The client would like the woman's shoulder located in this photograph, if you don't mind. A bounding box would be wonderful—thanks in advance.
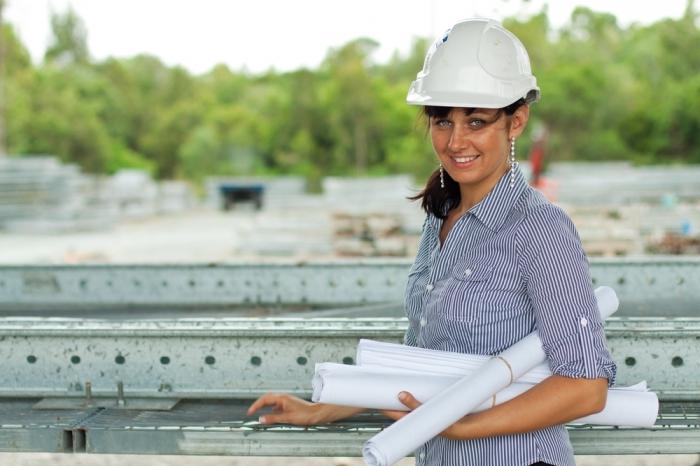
[513,187,579,245]
[515,186,572,223]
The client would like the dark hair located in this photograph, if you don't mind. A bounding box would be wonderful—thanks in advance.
[408,98,527,218]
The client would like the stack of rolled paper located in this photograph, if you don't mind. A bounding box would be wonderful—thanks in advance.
[309,286,659,466]
[313,345,657,424]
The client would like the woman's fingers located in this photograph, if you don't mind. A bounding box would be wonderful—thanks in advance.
[247,393,320,426]
[380,391,423,421]
[247,393,283,416]
[398,391,422,410]
[259,412,287,424]
[259,407,314,426]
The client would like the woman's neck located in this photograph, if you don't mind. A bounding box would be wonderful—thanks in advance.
[454,166,509,214]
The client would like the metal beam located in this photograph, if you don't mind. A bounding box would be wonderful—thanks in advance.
[2,399,698,456]
[0,259,698,316]
[0,399,92,453]
[1,317,698,400]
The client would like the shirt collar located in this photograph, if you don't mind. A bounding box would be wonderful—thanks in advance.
[426,167,527,233]
[469,167,527,232]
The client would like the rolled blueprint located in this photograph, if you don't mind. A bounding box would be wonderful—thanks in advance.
[312,363,658,428]
[362,286,619,466]
[356,339,552,384]
[574,383,658,426]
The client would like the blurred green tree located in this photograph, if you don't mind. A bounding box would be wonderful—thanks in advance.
[2,2,700,185]
[44,6,90,66]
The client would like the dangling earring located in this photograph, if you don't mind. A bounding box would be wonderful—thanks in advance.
[509,137,517,188]
[439,164,445,189]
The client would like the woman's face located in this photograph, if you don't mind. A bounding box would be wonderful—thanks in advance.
[429,106,528,195]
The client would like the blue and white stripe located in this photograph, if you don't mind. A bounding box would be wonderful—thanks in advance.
[405,168,616,466]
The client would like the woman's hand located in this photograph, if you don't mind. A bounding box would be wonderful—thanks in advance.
[247,393,365,426]
[247,393,322,425]
[381,391,467,440]
[380,391,417,422]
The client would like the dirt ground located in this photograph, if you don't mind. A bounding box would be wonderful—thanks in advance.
[1,454,699,466]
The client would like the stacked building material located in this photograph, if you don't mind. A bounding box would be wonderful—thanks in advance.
[0,156,196,234]
[0,155,113,233]
[545,162,700,206]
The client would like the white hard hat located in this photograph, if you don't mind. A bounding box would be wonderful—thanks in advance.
[407,18,540,108]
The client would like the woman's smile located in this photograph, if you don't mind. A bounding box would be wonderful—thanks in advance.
[449,154,481,168]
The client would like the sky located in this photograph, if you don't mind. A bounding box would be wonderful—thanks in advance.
[4,0,694,75]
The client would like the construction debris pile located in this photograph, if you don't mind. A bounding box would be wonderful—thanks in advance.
[332,213,407,257]
[647,233,700,255]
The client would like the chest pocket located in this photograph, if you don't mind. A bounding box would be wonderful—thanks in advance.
[451,261,494,282]
[439,256,531,354]
[438,259,495,322]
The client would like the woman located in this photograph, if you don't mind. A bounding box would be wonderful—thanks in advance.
[249,18,616,466]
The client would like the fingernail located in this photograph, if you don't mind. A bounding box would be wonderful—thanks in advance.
[258,416,266,424]
[398,392,407,400]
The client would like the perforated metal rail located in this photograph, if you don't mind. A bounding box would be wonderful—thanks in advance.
[0,260,699,456]
[0,318,698,399]
[1,258,699,316]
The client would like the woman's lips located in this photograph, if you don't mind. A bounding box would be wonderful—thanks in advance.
[450,154,480,168]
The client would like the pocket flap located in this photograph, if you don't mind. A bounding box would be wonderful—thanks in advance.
[451,260,493,282]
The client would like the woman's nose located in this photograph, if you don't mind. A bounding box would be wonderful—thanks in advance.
[447,125,470,153]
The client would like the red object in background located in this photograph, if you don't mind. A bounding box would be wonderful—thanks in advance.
[527,126,558,201]
[529,140,545,186]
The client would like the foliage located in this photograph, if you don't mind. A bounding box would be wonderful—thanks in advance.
[44,6,89,66]
[2,3,699,185]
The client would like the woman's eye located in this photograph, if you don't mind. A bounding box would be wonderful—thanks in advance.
[435,119,452,128]
[468,119,485,128]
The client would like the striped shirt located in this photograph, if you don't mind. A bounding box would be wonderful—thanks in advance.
[404,168,617,466]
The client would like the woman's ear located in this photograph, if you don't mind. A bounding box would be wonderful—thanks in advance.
[509,105,530,139]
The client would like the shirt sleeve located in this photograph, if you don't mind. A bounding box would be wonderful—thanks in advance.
[517,204,617,386]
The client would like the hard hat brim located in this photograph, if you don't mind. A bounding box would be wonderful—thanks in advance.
[406,85,540,109]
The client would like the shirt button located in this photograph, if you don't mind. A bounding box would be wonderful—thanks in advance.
[426,283,434,291]
[580,317,588,327]
[464,269,472,277]
[420,318,427,327]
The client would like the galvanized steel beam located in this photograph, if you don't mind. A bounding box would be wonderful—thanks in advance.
[1,317,698,400]
[0,259,699,316]
[0,318,404,400]
[0,399,94,453]
[82,424,700,456]
[2,399,698,455]
[0,262,410,311]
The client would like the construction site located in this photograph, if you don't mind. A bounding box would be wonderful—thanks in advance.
[0,154,699,465]
[2,1,700,464]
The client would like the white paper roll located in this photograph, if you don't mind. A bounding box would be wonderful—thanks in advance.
[362,286,620,466]
[355,339,552,384]
[312,363,658,428]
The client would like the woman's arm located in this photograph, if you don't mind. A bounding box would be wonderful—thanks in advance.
[247,393,364,425]
[385,375,608,440]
